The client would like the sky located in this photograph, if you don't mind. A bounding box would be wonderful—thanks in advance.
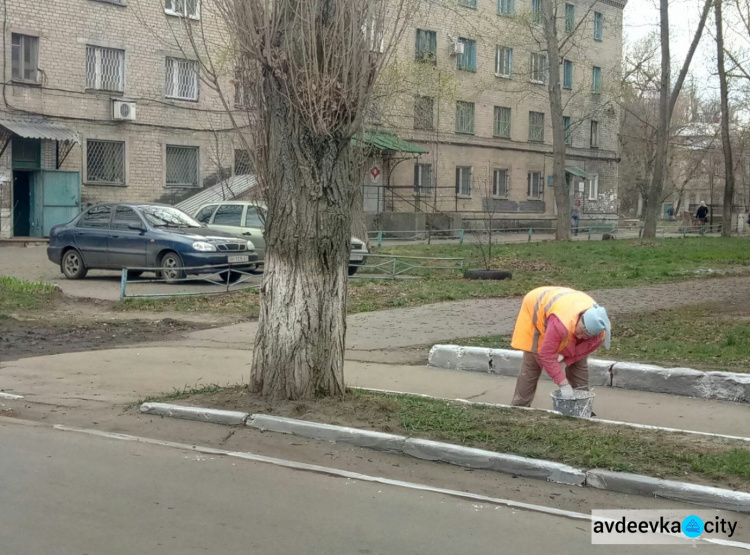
[622,0,720,96]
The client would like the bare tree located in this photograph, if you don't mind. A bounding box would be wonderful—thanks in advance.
[715,0,736,236]
[642,0,713,238]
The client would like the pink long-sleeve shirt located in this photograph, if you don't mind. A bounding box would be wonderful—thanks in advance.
[538,315,604,384]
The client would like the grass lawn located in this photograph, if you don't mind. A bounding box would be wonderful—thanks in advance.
[453,302,750,372]
[0,276,58,313]
[116,237,750,314]
[152,387,750,491]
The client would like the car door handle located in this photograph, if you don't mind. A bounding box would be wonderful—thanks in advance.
[242,232,252,236]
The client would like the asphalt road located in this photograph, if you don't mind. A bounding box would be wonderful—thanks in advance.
[2,420,745,555]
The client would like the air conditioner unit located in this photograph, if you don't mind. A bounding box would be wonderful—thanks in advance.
[451,41,465,56]
[113,100,136,121]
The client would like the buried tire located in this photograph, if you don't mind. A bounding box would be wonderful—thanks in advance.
[218,270,244,284]
[463,269,512,281]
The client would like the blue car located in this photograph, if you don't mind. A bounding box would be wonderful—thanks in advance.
[47,203,259,282]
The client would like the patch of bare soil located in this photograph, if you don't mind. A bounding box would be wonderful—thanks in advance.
[0,317,212,361]
[493,257,559,272]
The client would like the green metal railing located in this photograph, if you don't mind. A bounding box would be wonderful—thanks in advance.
[120,264,261,300]
[352,253,465,279]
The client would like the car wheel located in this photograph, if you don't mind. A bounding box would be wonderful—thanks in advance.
[159,252,185,284]
[348,266,358,277]
[61,249,88,280]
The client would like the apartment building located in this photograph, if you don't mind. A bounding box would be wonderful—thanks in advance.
[0,0,243,239]
[366,0,626,229]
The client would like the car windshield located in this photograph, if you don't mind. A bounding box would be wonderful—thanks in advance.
[138,206,202,229]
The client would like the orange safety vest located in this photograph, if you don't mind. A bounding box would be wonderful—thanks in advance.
[510,286,598,353]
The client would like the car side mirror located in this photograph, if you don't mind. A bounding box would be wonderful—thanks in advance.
[128,223,145,232]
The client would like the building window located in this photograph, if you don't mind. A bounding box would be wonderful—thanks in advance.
[234,66,246,107]
[457,38,477,72]
[590,120,599,148]
[415,29,437,64]
[455,166,472,196]
[165,57,199,101]
[589,174,599,200]
[362,16,384,53]
[86,140,125,186]
[594,12,603,40]
[455,101,475,134]
[563,60,573,90]
[495,46,513,77]
[11,34,39,83]
[528,111,544,142]
[235,149,253,175]
[493,169,509,197]
[414,163,433,192]
[592,66,602,94]
[565,3,575,32]
[493,106,511,138]
[414,96,435,130]
[459,0,478,8]
[532,0,542,23]
[527,171,543,199]
[165,0,200,19]
[530,52,547,84]
[498,0,515,15]
[166,145,199,187]
[365,98,383,125]
[563,116,572,145]
[86,46,125,92]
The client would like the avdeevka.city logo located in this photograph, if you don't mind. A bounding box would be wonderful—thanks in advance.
[682,516,704,539]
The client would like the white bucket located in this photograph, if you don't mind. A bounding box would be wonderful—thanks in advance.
[550,389,595,418]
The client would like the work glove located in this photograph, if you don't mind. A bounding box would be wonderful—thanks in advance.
[557,354,565,363]
[559,384,574,399]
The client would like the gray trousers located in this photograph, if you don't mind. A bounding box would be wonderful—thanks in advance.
[511,351,589,407]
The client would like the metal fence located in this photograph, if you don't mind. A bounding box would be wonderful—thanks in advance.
[351,253,465,279]
[119,264,261,300]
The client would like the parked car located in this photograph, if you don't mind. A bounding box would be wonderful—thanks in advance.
[47,203,259,282]
[192,201,368,275]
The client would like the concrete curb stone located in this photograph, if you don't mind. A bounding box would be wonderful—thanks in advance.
[586,470,750,515]
[140,402,248,425]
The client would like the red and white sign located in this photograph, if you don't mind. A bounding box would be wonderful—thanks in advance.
[369,164,382,185]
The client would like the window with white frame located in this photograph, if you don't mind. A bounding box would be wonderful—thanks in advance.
[362,16,384,53]
[589,174,599,200]
[455,166,472,196]
[592,66,602,94]
[565,3,575,32]
[495,46,513,77]
[456,38,477,72]
[528,111,544,142]
[165,0,200,19]
[165,57,199,100]
[415,29,437,63]
[11,34,38,83]
[527,171,542,199]
[166,145,199,187]
[459,0,478,8]
[563,59,573,89]
[493,106,511,138]
[86,140,125,185]
[530,52,547,84]
[414,163,432,192]
[414,96,434,130]
[531,0,542,23]
[590,120,599,148]
[498,0,515,15]
[86,46,125,92]
[493,169,509,197]
[594,11,603,40]
[455,101,475,134]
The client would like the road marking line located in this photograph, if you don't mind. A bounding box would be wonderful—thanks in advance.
[50,423,750,550]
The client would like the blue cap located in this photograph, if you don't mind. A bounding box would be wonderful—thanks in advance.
[583,304,611,349]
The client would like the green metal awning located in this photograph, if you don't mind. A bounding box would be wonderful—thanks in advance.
[565,166,592,180]
[353,130,428,154]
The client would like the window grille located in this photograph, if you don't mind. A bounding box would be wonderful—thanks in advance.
[86,46,125,92]
[87,140,125,185]
[165,57,199,100]
[165,0,200,18]
[414,96,434,130]
[166,145,199,187]
[494,106,511,138]
[235,150,253,175]
[528,111,545,142]
[455,101,475,134]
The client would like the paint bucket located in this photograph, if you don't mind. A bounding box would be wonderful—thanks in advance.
[550,389,595,418]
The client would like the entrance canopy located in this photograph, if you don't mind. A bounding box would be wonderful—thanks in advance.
[353,130,428,155]
[565,166,593,181]
[0,118,80,169]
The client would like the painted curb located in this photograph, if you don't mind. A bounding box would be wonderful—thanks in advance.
[247,414,406,453]
[428,345,750,402]
[586,470,750,515]
[140,402,249,425]
[0,392,24,400]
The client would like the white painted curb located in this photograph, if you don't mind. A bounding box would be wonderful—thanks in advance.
[586,470,750,515]
[247,413,585,486]
[0,392,24,400]
[140,402,248,425]
[428,345,750,402]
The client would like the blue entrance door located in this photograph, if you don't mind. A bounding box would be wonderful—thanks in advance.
[30,170,81,237]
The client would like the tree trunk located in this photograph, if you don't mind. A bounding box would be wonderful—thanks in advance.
[643,0,671,238]
[542,0,570,240]
[251,87,351,400]
[715,0,735,237]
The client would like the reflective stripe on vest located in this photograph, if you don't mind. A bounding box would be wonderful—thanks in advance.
[530,288,576,352]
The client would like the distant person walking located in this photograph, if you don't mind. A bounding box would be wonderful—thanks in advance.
[696,201,709,224]
[571,205,580,236]
[510,286,611,407]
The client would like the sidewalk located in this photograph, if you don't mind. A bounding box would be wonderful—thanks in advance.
[3,344,748,439]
